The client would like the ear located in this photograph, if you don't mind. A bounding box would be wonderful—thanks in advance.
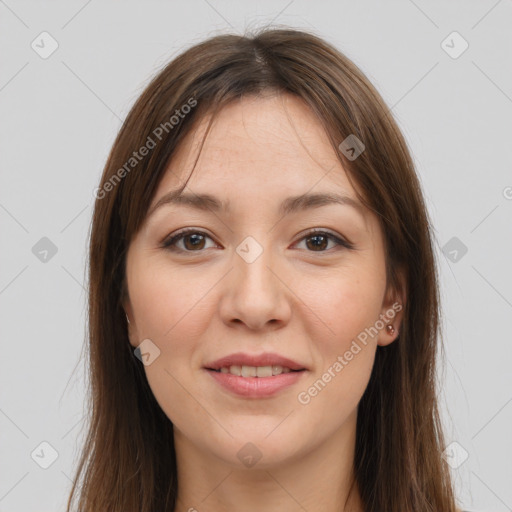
[123,297,140,349]
[377,267,406,347]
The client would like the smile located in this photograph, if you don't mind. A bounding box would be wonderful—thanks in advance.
[213,365,299,377]
[205,367,307,398]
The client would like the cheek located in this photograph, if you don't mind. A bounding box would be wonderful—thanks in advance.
[130,261,215,342]
[128,264,216,430]
[296,264,385,349]
[128,262,219,400]
[292,267,383,412]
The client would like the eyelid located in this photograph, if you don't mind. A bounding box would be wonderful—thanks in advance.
[161,228,219,251]
[161,227,354,253]
[295,228,354,250]
[294,228,355,252]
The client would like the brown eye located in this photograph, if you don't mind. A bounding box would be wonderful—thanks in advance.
[182,233,207,250]
[295,230,353,253]
[162,230,216,252]
[162,228,353,255]
[305,233,329,251]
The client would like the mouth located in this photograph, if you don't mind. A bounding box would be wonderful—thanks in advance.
[206,365,305,377]
[204,366,307,398]
[203,352,308,397]
[204,351,308,374]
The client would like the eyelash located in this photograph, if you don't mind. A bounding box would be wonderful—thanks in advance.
[161,228,354,254]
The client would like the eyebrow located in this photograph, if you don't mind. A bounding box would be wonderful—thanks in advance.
[148,190,365,219]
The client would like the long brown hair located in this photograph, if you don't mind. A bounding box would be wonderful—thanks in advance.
[66,26,459,512]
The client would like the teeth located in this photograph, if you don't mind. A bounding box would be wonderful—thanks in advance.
[241,365,257,377]
[256,366,272,377]
[230,365,241,376]
[216,365,297,377]
[272,365,283,375]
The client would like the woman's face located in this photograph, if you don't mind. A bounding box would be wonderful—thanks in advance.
[124,93,402,469]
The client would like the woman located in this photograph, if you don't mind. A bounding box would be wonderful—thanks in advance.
[67,27,465,512]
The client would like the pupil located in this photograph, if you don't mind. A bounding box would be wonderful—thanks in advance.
[308,235,327,251]
[182,234,328,251]
[185,234,204,250]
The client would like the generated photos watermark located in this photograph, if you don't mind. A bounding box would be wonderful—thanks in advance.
[93,96,197,200]
[297,301,402,405]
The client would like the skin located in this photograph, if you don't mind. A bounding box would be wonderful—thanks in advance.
[123,93,405,512]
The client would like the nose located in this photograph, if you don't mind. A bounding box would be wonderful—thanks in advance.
[218,243,292,332]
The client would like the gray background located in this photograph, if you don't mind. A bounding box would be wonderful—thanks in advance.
[1,1,511,511]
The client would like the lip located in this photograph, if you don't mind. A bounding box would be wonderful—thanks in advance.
[203,351,308,398]
[205,368,307,398]
[204,352,307,371]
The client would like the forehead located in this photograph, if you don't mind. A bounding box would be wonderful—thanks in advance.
[153,94,362,209]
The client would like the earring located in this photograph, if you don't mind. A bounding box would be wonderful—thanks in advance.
[386,324,395,335]
[126,313,131,325]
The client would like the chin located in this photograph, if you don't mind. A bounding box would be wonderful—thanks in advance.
[214,429,308,470]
